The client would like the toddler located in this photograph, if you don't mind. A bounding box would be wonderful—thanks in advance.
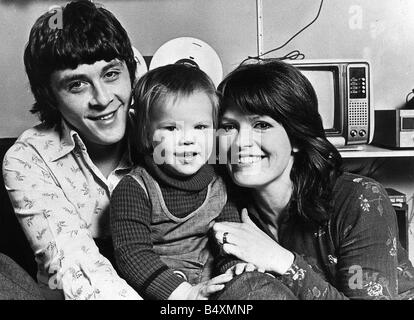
[110,64,255,300]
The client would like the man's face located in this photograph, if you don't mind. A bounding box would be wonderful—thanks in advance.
[50,59,132,146]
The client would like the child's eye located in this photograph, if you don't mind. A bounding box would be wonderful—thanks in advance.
[254,121,271,130]
[195,124,209,130]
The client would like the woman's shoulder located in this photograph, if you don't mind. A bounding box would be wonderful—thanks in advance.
[331,172,394,227]
[333,172,388,199]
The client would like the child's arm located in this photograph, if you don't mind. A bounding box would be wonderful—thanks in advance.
[110,175,187,300]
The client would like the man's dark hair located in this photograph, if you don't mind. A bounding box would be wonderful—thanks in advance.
[24,0,137,127]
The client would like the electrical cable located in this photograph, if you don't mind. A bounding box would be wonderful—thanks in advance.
[239,0,324,65]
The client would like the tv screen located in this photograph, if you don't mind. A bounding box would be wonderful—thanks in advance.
[299,70,336,131]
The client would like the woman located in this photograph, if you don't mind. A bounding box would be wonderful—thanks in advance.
[213,59,414,299]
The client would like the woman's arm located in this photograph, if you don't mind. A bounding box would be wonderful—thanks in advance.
[213,179,399,300]
[213,209,295,275]
[3,142,141,300]
[328,178,398,299]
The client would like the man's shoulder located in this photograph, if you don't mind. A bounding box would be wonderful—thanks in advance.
[17,123,60,144]
[5,123,61,159]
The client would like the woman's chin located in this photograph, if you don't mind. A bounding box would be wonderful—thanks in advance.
[231,170,264,188]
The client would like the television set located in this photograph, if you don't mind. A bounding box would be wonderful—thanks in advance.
[288,59,373,147]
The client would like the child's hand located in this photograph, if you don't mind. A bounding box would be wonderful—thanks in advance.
[225,262,265,276]
[186,273,233,300]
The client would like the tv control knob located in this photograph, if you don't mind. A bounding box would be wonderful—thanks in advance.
[359,129,366,137]
[350,130,358,137]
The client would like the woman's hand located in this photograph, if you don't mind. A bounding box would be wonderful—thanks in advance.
[213,209,294,275]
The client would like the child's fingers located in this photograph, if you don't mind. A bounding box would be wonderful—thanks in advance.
[245,263,256,272]
[235,263,246,275]
[204,283,225,295]
[225,266,235,275]
[208,273,233,285]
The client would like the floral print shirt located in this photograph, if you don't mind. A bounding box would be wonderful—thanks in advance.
[249,173,402,300]
[2,121,142,300]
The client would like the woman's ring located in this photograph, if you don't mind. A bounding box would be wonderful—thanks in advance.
[223,232,229,244]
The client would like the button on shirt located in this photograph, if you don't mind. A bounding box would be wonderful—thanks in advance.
[2,120,141,300]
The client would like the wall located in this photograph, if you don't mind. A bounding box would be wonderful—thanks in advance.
[1,0,414,256]
[2,0,414,137]
[0,0,257,137]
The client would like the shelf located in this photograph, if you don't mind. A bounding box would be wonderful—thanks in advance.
[338,144,414,158]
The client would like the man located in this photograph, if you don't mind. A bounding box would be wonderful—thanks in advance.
[2,1,141,299]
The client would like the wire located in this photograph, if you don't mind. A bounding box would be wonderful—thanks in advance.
[239,0,324,65]
[278,50,305,61]
[260,0,324,57]
[406,89,414,103]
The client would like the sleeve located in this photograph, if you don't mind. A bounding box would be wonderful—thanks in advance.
[279,178,398,300]
[110,175,186,300]
[2,141,141,300]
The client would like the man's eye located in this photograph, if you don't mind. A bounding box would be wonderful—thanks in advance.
[254,122,271,130]
[105,71,120,80]
[68,81,85,92]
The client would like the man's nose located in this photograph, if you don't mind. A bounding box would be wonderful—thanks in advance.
[90,82,113,107]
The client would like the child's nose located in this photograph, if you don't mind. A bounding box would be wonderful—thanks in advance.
[180,130,195,145]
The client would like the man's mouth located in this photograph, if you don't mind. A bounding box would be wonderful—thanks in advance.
[88,109,117,121]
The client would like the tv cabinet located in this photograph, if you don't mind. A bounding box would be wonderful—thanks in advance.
[339,144,414,158]
[339,144,414,261]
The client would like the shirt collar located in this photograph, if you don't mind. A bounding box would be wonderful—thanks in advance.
[49,120,134,172]
[47,120,78,162]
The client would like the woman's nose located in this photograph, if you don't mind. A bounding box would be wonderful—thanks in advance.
[235,128,254,148]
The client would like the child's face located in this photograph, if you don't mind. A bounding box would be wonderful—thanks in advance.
[149,91,214,177]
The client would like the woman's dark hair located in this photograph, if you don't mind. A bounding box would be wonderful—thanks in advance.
[218,59,343,225]
[132,63,219,155]
[24,0,137,127]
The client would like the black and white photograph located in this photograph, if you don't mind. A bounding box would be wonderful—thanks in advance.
[0,0,414,311]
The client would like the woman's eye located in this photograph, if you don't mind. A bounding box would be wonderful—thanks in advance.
[254,122,271,130]
[164,126,177,132]
[220,123,236,132]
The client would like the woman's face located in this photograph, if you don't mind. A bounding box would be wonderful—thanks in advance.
[218,106,295,189]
